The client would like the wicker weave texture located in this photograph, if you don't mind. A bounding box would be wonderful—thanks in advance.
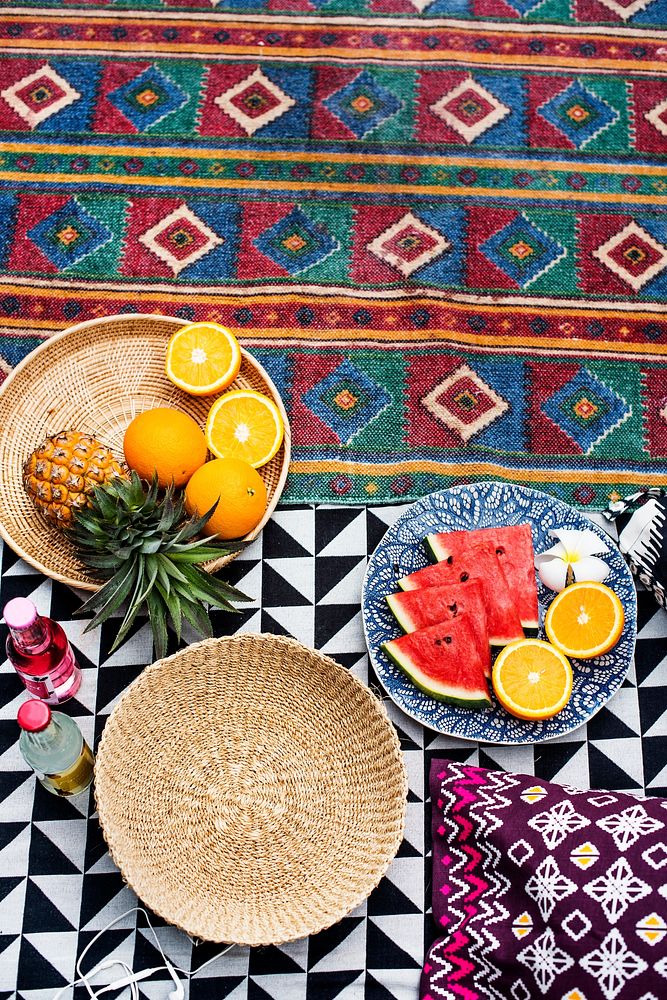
[0,314,290,590]
[95,634,407,945]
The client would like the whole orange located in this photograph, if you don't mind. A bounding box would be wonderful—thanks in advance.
[184,458,267,539]
[123,407,207,489]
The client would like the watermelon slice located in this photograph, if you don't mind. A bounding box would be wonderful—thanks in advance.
[426,523,539,631]
[386,581,491,677]
[398,541,524,646]
[382,615,491,709]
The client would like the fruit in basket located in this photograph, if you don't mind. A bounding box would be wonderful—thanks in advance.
[427,523,539,631]
[205,389,284,468]
[165,322,242,396]
[185,457,267,540]
[544,581,624,659]
[123,407,207,489]
[492,638,573,720]
[382,615,491,710]
[23,430,127,527]
[71,471,250,659]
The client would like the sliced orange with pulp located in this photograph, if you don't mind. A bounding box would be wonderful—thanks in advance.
[492,638,573,720]
[206,389,284,468]
[544,581,624,659]
[165,322,242,396]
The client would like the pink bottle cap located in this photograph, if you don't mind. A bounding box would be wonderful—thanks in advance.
[17,699,51,732]
[3,597,38,630]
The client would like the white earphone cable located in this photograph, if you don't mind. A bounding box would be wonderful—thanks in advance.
[52,906,235,999]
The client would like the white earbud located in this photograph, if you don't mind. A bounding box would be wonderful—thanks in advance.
[165,961,185,1000]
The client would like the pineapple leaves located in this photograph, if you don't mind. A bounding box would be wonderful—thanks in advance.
[171,501,218,544]
[168,546,240,564]
[71,471,251,658]
[79,559,137,631]
[145,588,169,661]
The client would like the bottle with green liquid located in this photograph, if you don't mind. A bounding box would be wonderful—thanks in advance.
[17,700,94,797]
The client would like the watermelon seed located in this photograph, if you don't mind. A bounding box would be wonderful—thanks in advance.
[496,546,505,555]
[448,602,458,615]
[434,639,441,646]
[446,556,454,564]
[460,572,469,581]
[444,636,452,644]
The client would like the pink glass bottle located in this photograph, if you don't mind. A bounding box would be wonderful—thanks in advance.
[4,597,82,704]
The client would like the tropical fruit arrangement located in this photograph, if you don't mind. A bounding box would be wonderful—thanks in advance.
[21,323,285,657]
[381,523,624,721]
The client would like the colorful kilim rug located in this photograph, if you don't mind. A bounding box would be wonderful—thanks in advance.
[0,2,666,508]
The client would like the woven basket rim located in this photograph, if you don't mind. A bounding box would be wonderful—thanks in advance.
[94,633,408,946]
[0,313,291,590]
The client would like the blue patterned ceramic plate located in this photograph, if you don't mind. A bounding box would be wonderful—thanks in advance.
[362,481,637,745]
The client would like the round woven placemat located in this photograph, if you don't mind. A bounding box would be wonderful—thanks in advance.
[95,634,407,946]
[0,314,290,590]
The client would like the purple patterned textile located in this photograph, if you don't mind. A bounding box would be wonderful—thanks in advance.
[421,760,667,1000]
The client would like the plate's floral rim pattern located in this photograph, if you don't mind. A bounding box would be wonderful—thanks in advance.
[362,481,637,745]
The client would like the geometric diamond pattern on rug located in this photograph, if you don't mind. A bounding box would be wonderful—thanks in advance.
[0,519,664,997]
[593,221,667,292]
[137,204,224,276]
[499,0,549,14]
[541,367,631,454]
[645,96,667,138]
[214,67,296,136]
[480,213,567,288]
[107,65,188,131]
[323,70,402,139]
[421,362,510,443]
[537,80,619,149]
[0,63,81,129]
[406,0,437,13]
[430,77,510,143]
[26,197,113,269]
[301,358,392,444]
[592,0,658,18]
[367,211,450,277]
[253,206,339,275]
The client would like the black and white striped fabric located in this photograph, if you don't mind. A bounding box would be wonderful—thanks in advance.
[605,489,667,606]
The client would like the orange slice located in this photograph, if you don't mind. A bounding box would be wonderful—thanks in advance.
[165,322,241,396]
[544,581,624,659]
[492,638,573,720]
[206,389,284,468]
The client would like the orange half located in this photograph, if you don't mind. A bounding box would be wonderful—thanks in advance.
[205,389,284,468]
[492,638,573,720]
[544,581,624,659]
[165,322,241,396]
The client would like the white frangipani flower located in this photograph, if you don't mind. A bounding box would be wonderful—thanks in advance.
[535,528,610,592]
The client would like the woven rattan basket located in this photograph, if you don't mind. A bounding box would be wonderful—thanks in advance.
[95,633,407,946]
[0,314,290,590]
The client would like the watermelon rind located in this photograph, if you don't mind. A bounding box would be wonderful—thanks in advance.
[425,533,446,562]
[385,593,415,633]
[381,639,492,710]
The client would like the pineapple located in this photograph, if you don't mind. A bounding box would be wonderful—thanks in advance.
[23,430,127,527]
[70,472,250,659]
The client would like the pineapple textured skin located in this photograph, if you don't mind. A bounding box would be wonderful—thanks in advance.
[23,430,127,527]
